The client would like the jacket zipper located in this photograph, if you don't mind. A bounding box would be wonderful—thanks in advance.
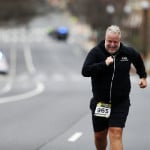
[109,55,116,103]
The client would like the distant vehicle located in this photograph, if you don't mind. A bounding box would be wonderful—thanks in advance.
[48,26,69,40]
[0,51,9,75]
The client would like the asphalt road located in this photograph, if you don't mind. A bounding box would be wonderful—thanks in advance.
[0,12,149,150]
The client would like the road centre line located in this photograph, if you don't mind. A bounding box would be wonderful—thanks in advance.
[68,132,83,142]
[0,40,45,104]
[0,82,12,94]
[0,81,45,104]
[0,47,17,94]
[24,45,36,74]
[10,47,17,76]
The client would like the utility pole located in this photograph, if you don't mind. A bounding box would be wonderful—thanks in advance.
[141,0,150,58]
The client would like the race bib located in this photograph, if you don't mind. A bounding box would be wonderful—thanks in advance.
[94,102,111,118]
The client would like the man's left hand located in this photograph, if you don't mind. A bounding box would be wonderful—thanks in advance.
[139,78,147,88]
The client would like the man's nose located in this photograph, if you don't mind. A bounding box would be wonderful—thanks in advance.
[111,42,115,46]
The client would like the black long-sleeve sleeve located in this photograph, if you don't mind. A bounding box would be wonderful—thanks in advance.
[130,48,147,78]
[81,48,108,77]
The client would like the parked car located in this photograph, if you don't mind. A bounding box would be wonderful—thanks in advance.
[0,51,9,75]
[48,26,69,40]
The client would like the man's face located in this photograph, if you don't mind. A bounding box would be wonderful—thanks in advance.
[105,32,120,54]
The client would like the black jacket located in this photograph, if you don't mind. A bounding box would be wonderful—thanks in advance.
[82,40,147,105]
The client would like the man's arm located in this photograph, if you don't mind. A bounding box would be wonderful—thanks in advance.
[82,49,108,77]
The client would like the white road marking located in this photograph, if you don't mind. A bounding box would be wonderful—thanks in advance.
[0,81,44,104]
[0,38,46,104]
[68,132,83,142]
[10,47,17,76]
[24,45,36,74]
[0,47,17,94]
[0,82,12,94]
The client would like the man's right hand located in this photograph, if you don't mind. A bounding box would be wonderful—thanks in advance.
[105,56,114,66]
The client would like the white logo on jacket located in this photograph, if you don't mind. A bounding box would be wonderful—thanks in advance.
[120,56,128,62]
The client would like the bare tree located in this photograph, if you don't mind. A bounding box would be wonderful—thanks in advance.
[0,0,50,26]
[68,0,127,38]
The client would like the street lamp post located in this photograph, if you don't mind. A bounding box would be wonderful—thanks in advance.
[106,4,115,25]
[124,4,132,15]
[123,4,132,43]
[141,0,150,58]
